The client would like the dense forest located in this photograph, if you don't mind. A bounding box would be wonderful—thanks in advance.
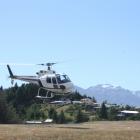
[0,83,140,124]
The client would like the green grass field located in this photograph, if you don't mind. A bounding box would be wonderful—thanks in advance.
[0,121,140,140]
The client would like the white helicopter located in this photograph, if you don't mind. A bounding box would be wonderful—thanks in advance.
[6,63,74,99]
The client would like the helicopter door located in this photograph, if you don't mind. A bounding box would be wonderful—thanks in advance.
[46,77,53,88]
[52,77,58,89]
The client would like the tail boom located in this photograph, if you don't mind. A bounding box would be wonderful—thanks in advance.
[7,65,15,78]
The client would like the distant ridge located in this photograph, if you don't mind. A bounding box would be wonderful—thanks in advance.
[75,84,140,106]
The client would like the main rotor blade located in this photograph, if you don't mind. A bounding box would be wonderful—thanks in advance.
[0,61,61,67]
[37,62,57,67]
[0,63,35,66]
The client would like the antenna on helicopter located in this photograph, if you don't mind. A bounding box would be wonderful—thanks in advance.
[37,63,57,70]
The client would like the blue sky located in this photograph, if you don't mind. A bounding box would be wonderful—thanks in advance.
[0,0,140,90]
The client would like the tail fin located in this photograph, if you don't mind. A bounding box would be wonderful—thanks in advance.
[7,65,14,78]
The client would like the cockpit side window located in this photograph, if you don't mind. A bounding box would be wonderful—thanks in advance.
[57,75,61,84]
[64,75,71,81]
[56,75,71,83]
[46,77,51,83]
[52,77,57,84]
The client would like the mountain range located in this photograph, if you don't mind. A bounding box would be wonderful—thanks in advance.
[75,84,140,107]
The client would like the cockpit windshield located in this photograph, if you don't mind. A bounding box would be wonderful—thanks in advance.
[56,74,71,83]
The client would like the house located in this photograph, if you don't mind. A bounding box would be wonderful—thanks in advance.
[80,98,95,105]
[72,101,82,104]
[50,100,71,105]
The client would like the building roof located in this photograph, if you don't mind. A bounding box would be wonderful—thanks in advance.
[120,110,139,114]
[44,119,53,123]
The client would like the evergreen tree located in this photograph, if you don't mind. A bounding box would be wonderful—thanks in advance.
[0,86,3,92]
[26,104,44,120]
[0,93,9,123]
[58,110,65,124]
[48,107,58,123]
[83,94,88,98]
[0,93,19,123]
[125,105,132,110]
[48,108,55,118]
[6,104,20,123]
[92,96,96,102]
[108,106,118,120]
[75,109,83,123]
[70,91,83,100]
[52,110,58,123]
[75,109,89,123]
[99,102,108,119]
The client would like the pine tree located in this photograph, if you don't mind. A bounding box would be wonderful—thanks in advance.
[0,86,3,92]
[0,93,8,123]
[0,93,19,123]
[99,102,108,119]
[75,109,83,123]
[48,108,55,118]
[58,110,65,124]
[108,106,118,120]
[92,96,96,102]
[52,110,58,123]
[48,108,58,123]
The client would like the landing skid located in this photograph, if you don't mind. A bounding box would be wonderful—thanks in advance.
[36,87,73,104]
[36,87,54,100]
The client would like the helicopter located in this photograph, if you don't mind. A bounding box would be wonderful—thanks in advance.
[6,63,74,99]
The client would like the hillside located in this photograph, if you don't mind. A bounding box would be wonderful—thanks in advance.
[0,83,140,124]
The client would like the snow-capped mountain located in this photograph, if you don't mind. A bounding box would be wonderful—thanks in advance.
[75,84,140,106]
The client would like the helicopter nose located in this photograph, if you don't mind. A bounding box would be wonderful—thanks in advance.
[68,83,75,92]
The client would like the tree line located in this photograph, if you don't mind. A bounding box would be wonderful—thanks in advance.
[0,84,91,123]
[0,83,140,124]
